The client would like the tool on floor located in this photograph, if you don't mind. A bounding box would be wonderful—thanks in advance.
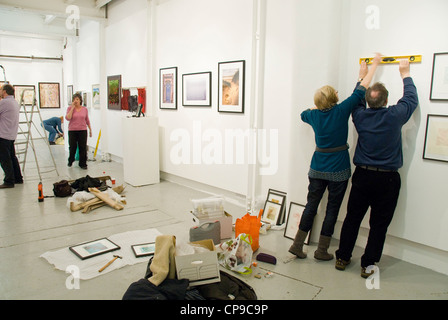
[256,253,277,265]
[359,54,422,64]
[38,182,44,202]
[98,255,122,273]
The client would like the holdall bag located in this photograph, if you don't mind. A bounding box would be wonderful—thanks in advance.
[53,180,72,197]
[189,221,221,245]
[234,210,262,252]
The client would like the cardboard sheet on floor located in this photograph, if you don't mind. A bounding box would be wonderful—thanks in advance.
[40,228,162,280]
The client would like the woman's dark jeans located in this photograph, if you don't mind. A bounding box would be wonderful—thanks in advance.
[299,177,348,237]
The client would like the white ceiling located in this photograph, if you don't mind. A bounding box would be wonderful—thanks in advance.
[0,0,110,37]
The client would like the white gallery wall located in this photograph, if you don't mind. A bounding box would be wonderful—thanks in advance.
[0,34,64,138]
[1,0,447,274]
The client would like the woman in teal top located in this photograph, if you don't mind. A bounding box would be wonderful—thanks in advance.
[289,54,381,261]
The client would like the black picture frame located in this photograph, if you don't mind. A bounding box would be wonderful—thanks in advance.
[182,71,212,107]
[429,52,448,101]
[69,238,121,260]
[218,60,245,113]
[131,242,156,258]
[284,202,311,245]
[266,188,287,225]
[159,67,178,110]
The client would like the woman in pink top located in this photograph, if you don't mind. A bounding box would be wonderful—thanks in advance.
[65,93,92,169]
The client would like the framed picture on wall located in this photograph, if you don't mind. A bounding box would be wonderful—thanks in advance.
[423,114,448,163]
[38,82,60,109]
[218,60,245,113]
[430,52,448,101]
[182,71,211,107]
[14,85,35,105]
[159,67,177,110]
[107,75,122,110]
[92,84,100,109]
[284,202,311,245]
[67,85,73,106]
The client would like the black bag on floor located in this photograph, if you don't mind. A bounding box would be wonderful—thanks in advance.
[70,175,106,192]
[53,180,72,197]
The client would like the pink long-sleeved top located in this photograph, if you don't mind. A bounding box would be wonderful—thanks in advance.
[66,106,90,131]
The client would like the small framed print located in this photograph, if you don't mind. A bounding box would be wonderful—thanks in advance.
[267,189,287,225]
[67,85,73,106]
[182,72,211,107]
[262,200,282,225]
[429,52,448,101]
[423,114,448,163]
[38,82,60,109]
[284,202,311,245]
[132,242,156,258]
[14,85,35,105]
[107,75,122,110]
[69,238,120,260]
[218,60,245,113]
[160,67,178,110]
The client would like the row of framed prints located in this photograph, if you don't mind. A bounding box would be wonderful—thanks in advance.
[159,60,245,113]
[261,189,311,245]
[69,238,155,260]
[11,82,60,109]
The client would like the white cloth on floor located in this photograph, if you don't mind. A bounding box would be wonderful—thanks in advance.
[40,228,162,280]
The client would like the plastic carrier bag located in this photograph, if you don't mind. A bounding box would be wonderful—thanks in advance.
[217,233,253,275]
[235,210,262,252]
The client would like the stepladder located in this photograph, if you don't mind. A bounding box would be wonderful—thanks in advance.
[15,88,59,181]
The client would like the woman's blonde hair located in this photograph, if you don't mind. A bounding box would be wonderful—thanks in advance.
[314,85,339,110]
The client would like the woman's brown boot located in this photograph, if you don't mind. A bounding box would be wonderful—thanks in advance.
[288,229,308,259]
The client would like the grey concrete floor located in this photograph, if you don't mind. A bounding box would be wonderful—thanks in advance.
[1,140,447,300]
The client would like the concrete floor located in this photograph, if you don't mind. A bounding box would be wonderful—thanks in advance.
[1,140,448,300]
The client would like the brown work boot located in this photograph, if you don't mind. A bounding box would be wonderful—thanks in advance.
[288,229,308,259]
[335,258,351,271]
[314,235,334,261]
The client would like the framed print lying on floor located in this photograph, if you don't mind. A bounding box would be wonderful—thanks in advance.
[430,52,448,101]
[160,67,178,110]
[284,202,311,245]
[218,60,245,113]
[69,238,120,260]
[132,242,156,258]
[182,72,211,107]
[423,114,448,163]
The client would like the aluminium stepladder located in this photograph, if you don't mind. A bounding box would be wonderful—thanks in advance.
[15,89,59,181]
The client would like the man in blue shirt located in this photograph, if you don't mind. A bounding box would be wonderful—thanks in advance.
[42,116,64,145]
[335,59,418,278]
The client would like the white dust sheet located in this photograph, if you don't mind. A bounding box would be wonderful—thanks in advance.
[40,228,162,280]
